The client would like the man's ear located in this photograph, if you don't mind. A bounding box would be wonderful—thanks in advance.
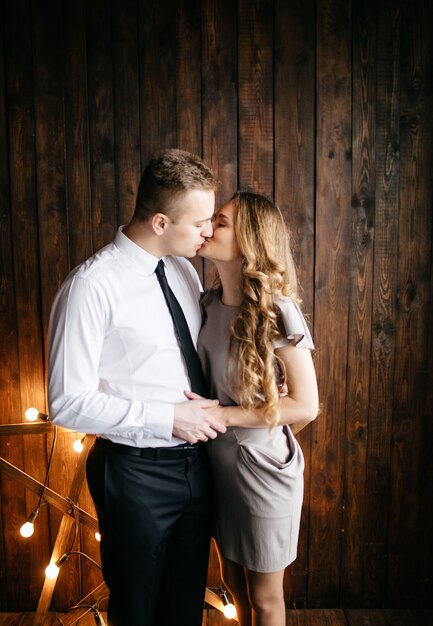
[151,213,170,236]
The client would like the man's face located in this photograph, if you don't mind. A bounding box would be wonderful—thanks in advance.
[161,189,215,258]
[198,200,241,263]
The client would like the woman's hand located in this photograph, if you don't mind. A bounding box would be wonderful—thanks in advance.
[184,390,205,401]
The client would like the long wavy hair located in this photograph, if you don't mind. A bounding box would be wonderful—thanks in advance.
[226,191,299,426]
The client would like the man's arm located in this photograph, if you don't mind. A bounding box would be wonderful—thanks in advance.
[48,274,225,444]
[48,275,176,443]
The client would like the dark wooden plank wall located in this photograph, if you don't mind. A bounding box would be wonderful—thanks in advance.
[0,0,432,613]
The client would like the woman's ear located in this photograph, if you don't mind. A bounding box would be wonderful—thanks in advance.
[151,213,169,236]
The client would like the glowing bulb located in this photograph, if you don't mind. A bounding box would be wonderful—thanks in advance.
[95,532,101,542]
[222,603,237,619]
[20,521,35,537]
[73,437,84,453]
[219,588,237,620]
[19,508,39,538]
[45,553,68,578]
[45,562,60,579]
[25,407,39,421]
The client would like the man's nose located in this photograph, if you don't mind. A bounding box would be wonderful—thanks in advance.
[202,220,213,238]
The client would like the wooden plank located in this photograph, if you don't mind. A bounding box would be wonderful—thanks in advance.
[304,609,347,625]
[176,0,202,156]
[383,610,423,626]
[204,611,231,626]
[35,437,97,623]
[202,0,238,289]
[363,0,401,606]
[0,455,98,530]
[274,0,315,606]
[58,582,108,625]
[63,0,93,270]
[285,609,309,625]
[138,0,176,165]
[388,0,433,607]
[31,1,82,610]
[340,0,376,606]
[34,517,76,623]
[3,0,46,609]
[0,0,18,608]
[0,610,428,625]
[64,1,105,596]
[112,0,141,226]
[274,0,316,312]
[309,0,352,606]
[32,0,69,334]
[0,422,51,436]
[345,609,388,626]
[419,54,433,595]
[0,614,24,626]
[200,0,237,579]
[175,0,204,280]
[345,609,428,626]
[237,0,273,196]
[86,0,118,252]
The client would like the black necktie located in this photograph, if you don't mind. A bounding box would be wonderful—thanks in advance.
[155,260,208,397]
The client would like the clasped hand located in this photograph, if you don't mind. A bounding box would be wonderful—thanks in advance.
[172,393,226,444]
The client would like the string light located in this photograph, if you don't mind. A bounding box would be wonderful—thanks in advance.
[219,587,237,620]
[72,436,85,453]
[93,609,106,626]
[19,406,105,622]
[24,407,39,421]
[45,553,69,579]
[19,507,40,538]
[24,407,49,421]
[57,604,106,626]
[18,425,57,539]
[45,550,102,579]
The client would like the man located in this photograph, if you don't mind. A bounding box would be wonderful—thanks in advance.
[47,149,226,626]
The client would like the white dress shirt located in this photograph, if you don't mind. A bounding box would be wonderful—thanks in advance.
[48,226,202,447]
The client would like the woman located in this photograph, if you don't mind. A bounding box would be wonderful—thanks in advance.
[186,191,319,626]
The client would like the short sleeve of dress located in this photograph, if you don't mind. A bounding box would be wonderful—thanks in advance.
[274,298,314,350]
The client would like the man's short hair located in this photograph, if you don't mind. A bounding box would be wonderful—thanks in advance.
[134,149,219,222]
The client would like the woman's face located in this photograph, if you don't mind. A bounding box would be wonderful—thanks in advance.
[198,200,241,263]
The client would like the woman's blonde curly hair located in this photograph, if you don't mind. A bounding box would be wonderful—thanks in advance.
[225,191,299,426]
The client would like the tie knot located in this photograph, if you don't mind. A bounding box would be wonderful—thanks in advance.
[155,259,166,278]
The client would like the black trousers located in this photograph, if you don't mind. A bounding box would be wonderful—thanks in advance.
[86,438,212,626]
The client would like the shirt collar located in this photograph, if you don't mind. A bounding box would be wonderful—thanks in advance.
[114,226,161,276]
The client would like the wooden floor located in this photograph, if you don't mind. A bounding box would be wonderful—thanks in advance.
[0,609,432,625]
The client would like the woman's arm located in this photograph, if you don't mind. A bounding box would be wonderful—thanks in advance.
[187,342,319,430]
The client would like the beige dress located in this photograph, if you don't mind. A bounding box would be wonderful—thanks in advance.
[198,289,314,573]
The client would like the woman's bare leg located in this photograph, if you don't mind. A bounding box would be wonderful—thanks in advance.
[244,568,286,626]
[215,543,251,626]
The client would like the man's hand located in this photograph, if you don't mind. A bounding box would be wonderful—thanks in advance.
[173,397,226,444]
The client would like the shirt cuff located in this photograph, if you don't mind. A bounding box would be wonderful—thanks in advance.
[142,401,175,442]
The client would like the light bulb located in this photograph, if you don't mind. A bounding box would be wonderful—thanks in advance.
[219,587,237,620]
[222,603,237,619]
[95,532,101,542]
[20,521,35,538]
[25,407,39,421]
[73,437,84,453]
[19,507,39,538]
[45,562,60,579]
[45,553,68,579]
